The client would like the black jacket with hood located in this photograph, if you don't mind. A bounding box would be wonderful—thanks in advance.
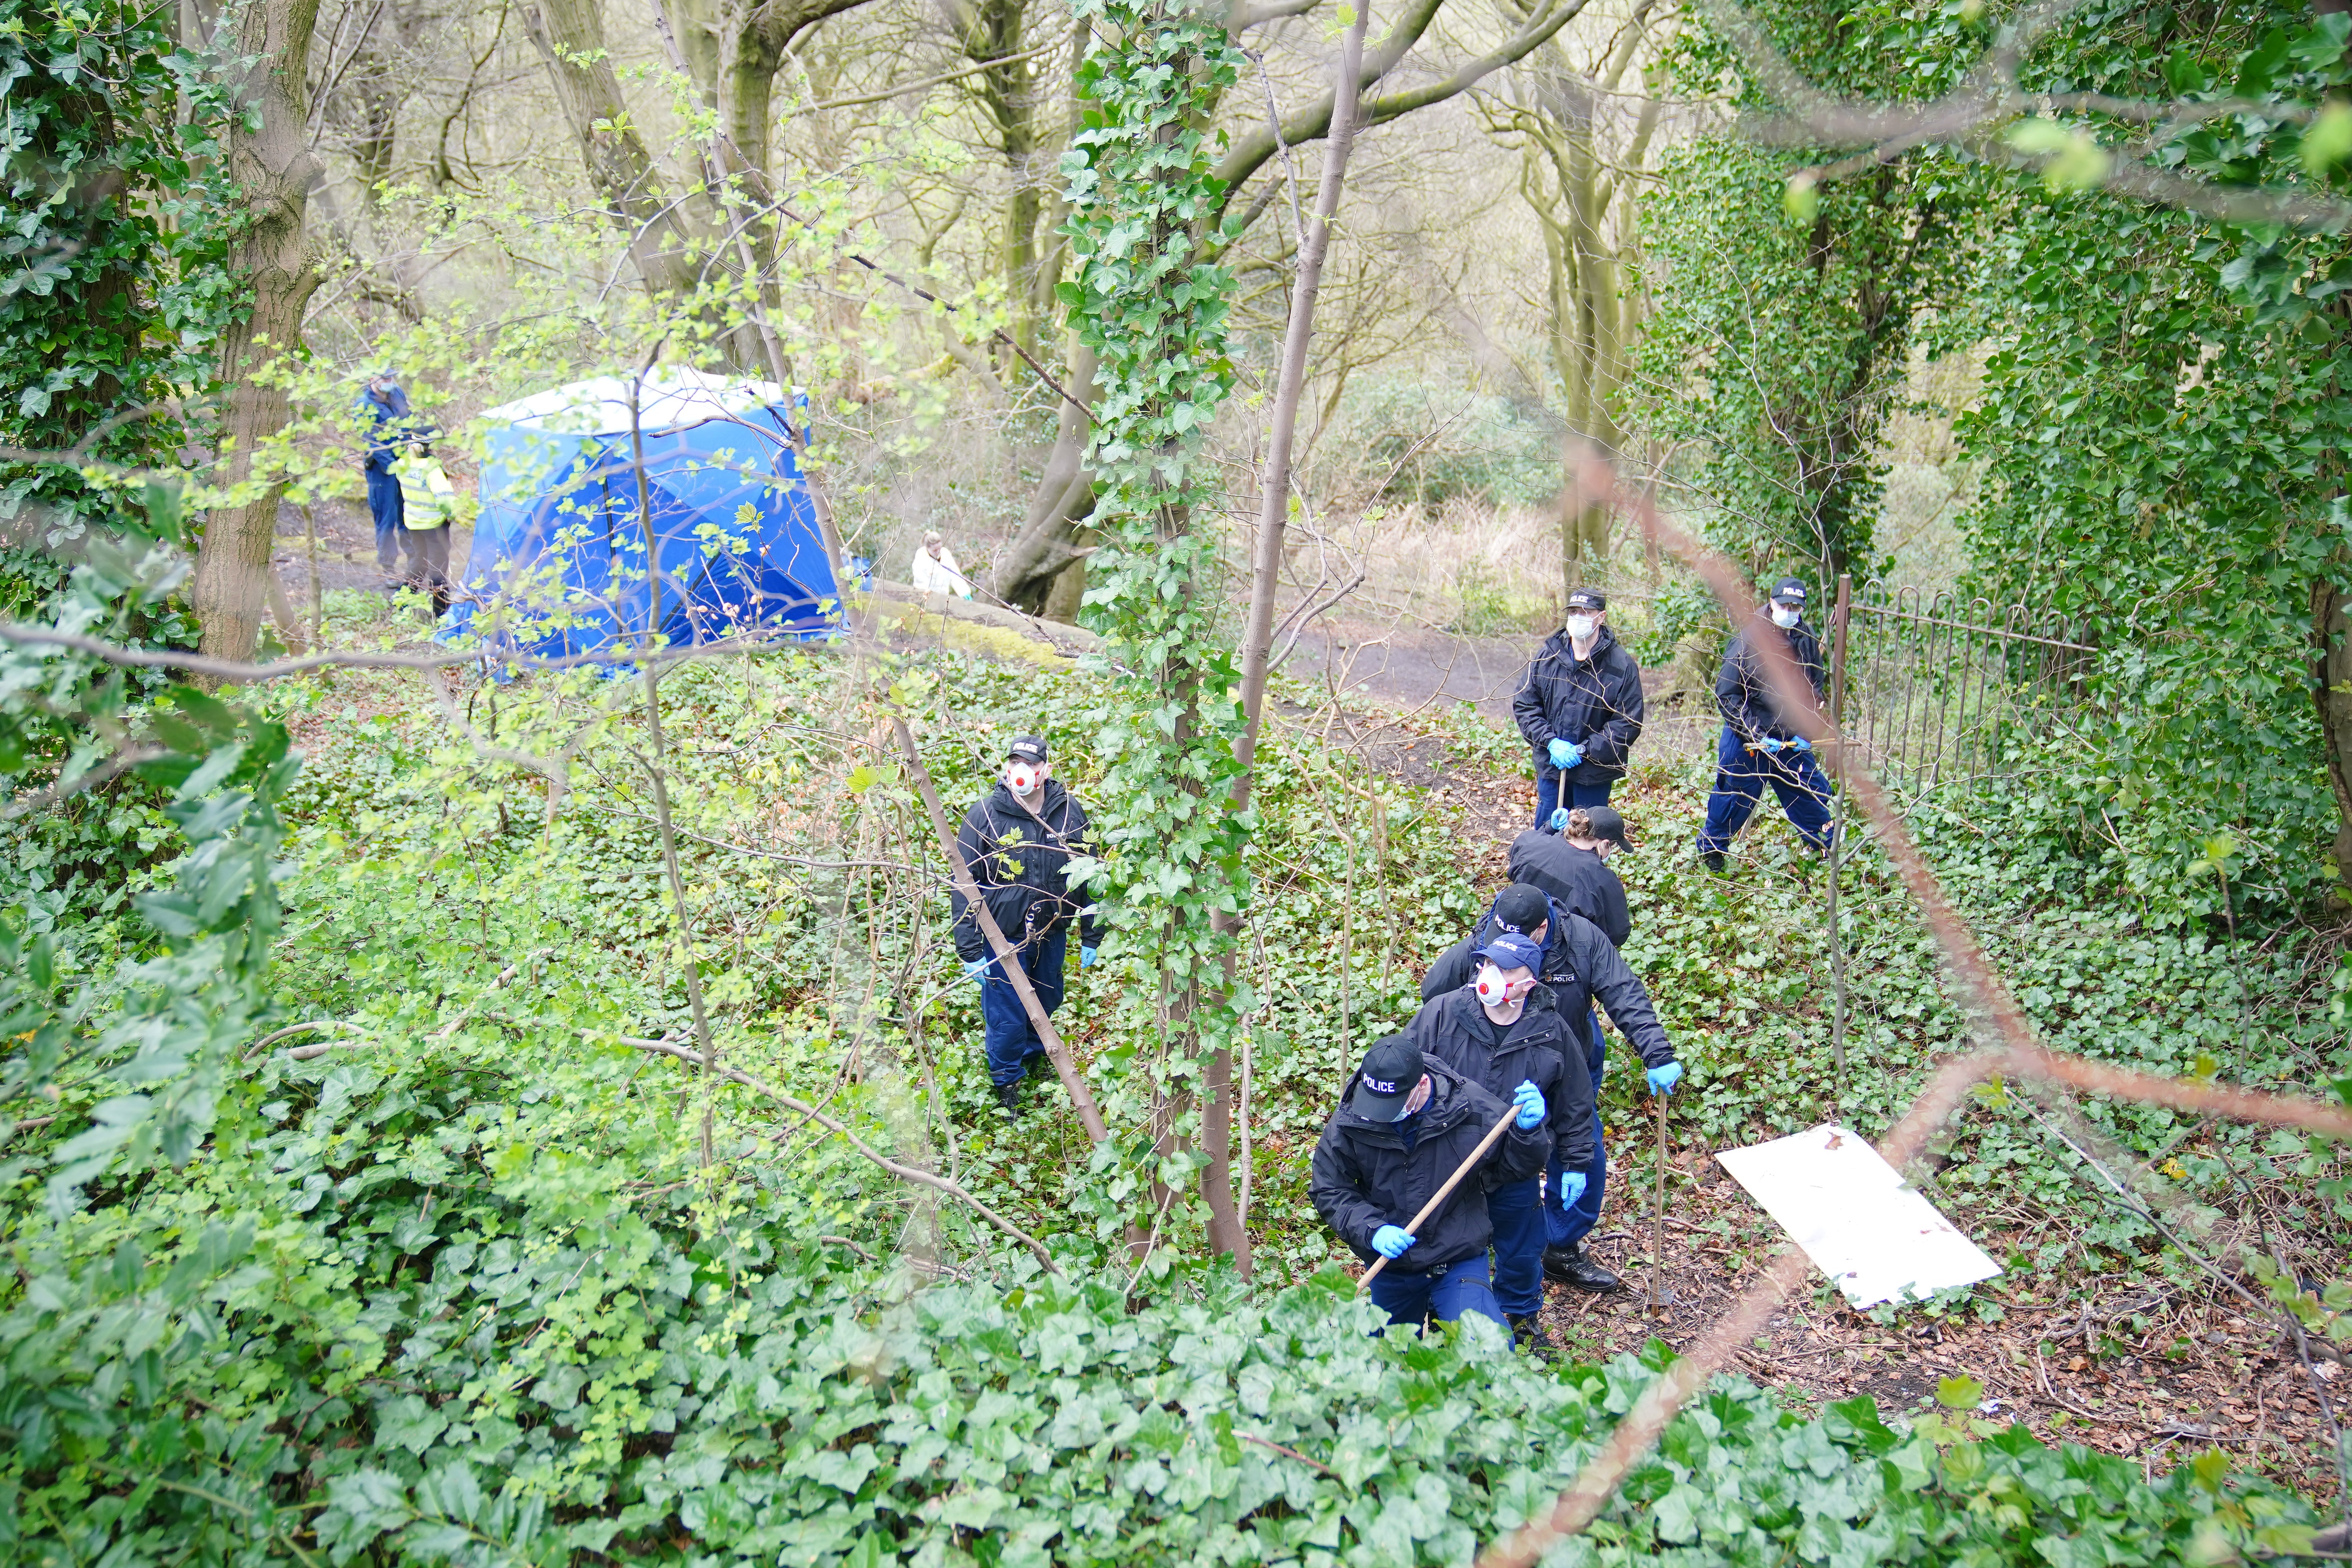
[949,779,1100,964]
[1420,900,1677,1069]
[1407,983,1595,1171]
[1506,829,1630,948]
[1310,1058,1548,1271]
[1512,624,1646,786]
[1715,612,1826,745]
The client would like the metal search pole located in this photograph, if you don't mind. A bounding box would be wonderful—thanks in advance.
[1827,573,1853,1121]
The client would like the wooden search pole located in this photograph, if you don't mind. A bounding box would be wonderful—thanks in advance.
[1359,1110,1520,1290]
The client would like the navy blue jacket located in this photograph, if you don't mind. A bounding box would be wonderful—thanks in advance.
[357,385,426,472]
[950,780,1101,963]
[1506,830,1630,948]
[1407,984,1595,1170]
[1310,1060,1548,1270]
[1420,902,1677,1069]
[1716,612,1826,744]
[1512,625,1644,785]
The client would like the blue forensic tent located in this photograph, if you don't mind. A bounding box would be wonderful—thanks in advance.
[443,370,838,659]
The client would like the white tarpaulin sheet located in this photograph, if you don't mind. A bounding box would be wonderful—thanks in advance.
[1713,1123,2002,1307]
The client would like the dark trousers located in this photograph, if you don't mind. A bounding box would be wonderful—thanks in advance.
[1533,768,1613,828]
[401,524,450,600]
[1367,1254,1505,1330]
[1546,1012,1607,1250]
[366,464,405,568]
[1697,725,1835,854]
[975,926,1066,1087]
[1487,1177,1545,1316]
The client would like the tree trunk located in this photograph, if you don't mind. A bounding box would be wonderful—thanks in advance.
[521,0,707,297]
[2311,575,2352,886]
[1209,4,1370,1276]
[192,0,323,665]
[992,339,1099,614]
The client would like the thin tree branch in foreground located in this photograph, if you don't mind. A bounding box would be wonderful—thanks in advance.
[620,1033,1061,1274]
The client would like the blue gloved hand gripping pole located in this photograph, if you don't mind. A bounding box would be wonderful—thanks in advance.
[1357,1105,1520,1291]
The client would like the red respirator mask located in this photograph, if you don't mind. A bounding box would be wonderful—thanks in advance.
[1475,965,1533,1005]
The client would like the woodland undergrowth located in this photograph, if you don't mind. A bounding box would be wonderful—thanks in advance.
[2,626,2348,1564]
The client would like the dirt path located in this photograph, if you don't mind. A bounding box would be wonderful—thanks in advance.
[1282,613,1718,763]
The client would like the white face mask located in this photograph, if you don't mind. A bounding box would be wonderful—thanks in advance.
[1475,964,1533,1006]
[1005,763,1041,796]
[1771,604,1801,629]
[1564,615,1598,641]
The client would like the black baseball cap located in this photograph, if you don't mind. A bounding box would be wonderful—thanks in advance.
[1351,1035,1425,1122]
[1566,588,1606,613]
[1581,805,1629,848]
[1768,577,1808,606]
[1006,736,1048,764]
[1490,884,1551,936]
[1474,931,1544,974]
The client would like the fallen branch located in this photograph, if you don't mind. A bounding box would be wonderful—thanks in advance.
[618,1033,1060,1274]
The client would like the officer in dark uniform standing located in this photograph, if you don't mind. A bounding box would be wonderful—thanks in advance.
[1697,576,1835,872]
[949,737,1100,1118]
[1512,587,1645,827]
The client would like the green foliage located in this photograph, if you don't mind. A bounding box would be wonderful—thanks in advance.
[1341,378,1563,510]
[0,0,238,539]
[1,979,2325,1564]
[0,0,237,931]
[1626,131,1980,586]
[1054,0,1254,1224]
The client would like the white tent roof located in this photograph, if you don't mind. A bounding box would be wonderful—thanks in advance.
[480,368,793,437]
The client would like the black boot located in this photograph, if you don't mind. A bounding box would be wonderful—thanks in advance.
[1700,849,1726,875]
[1544,1243,1624,1293]
[1507,1312,1555,1355]
[991,1081,1023,1120]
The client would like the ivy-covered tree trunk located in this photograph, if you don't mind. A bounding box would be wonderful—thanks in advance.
[192,0,323,664]
[1059,0,1251,1262]
[2311,575,2352,887]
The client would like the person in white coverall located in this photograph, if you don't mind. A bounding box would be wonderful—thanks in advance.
[911,530,974,599]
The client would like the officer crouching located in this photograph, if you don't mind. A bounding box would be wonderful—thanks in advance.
[1310,1034,1549,1333]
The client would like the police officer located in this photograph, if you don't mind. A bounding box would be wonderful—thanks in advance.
[949,737,1099,1118]
[356,373,430,589]
[1406,931,1591,1353]
[1507,804,1630,948]
[1310,1034,1549,1331]
[1512,587,1645,828]
[1697,576,1835,872]
[1421,882,1682,1293]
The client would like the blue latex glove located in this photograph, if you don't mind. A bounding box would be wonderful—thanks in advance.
[1549,807,1570,831]
[1646,1061,1684,1096]
[1546,737,1583,770]
[1080,946,1098,969]
[1511,1079,1546,1129]
[1757,737,1786,754]
[963,958,990,983]
[1556,1170,1588,1209]
[1786,736,1813,752]
[1372,1225,1416,1260]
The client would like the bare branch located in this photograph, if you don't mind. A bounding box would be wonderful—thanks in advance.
[619,1034,1061,1273]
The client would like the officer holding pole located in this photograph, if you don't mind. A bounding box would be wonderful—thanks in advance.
[1310,1035,1549,1331]
[949,737,1099,1119]
[1697,576,1835,872]
[1406,931,1590,1352]
[1512,587,1645,826]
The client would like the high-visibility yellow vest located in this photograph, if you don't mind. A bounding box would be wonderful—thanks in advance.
[393,455,459,529]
